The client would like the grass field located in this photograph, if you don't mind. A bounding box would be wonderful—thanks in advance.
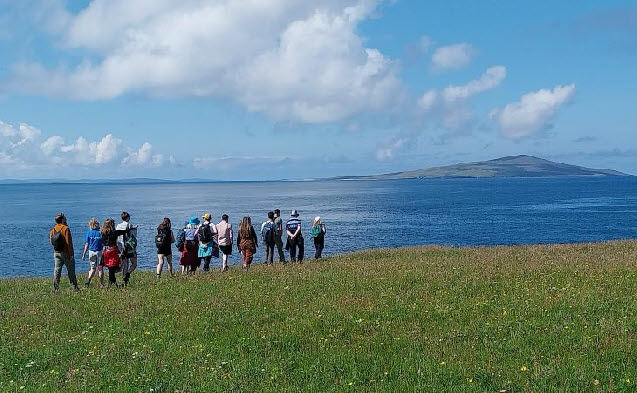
[2,242,637,392]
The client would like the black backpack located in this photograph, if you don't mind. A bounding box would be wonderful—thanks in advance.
[176,230,186,252]
[155,229,170,248]
[50,228,66,252]
[198,224,212,244]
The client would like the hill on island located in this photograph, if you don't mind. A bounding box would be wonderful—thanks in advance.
[337,155,630,180]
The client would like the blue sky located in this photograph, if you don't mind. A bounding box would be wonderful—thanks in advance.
[0,0,635,180]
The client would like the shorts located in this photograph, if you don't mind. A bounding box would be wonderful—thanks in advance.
[157,246,172,256]
[219,244,233,256]
[88,250,102,270]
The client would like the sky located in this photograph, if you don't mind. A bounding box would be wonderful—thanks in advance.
[0,0,636,180]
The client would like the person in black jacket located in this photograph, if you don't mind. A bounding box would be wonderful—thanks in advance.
[155,218,175,279]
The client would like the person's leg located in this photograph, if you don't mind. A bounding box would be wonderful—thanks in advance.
[203,256,211,271]
[266,242,273,264]
[121,257,129,285]
[166,255,174,276]
[298,238,304,263]
[156,254,164,278]
[108,267,117,288]
[125,256,137,283]
[53,252,64,291]
[98,266,104,287]
[317,240,324,259]
[64,254,79,289]
[289,239,297,262]
[275,237,286,263]
[222,253,228,271]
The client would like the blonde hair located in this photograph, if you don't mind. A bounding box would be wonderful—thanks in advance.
[313,216,321,226]
[238,216,253,238]
[88,217,100,230]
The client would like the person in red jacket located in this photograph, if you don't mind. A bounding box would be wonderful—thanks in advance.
[49,213,79,292]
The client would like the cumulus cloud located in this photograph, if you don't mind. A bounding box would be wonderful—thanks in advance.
[431,43,475,71]
[6,0,403,124]
[417,66,506,130]
[490,84,576,139]
[0,120,166,175]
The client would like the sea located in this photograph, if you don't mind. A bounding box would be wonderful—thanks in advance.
[1,176,637,278]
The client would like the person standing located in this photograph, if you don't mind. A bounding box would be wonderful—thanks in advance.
[49,213,79,292]
[237,216,258,269]
[101,218,129,288]
[155,217,175,279]
[273,209,286,263]
[311,216,327,259]
[215,214,233,272]
[116,211,138,286]
[286,210,304,263]
[261,211,276,265]
[179,217,201,274]
[81,217,103,287]
[197,212,218,272]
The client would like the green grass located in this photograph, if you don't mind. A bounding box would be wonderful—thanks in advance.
[2,242,637,392]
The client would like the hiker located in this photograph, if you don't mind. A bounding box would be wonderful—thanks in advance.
[101,218,130,288]
[273,209,286,263]
[215,214,233,272]
[197,212,218,272]
[286,210,304,263]
[237,216,258,269]
[261,211,276,265]
[179,217,200,274]
[81,217,103,287]
[311,216,327,259]
[117,212,138,286]
[49,213,79,292]
[155,217,175,279]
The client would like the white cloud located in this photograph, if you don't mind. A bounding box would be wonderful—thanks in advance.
[442,66,506,102]
[7,0,404,123]
[490,84,576,139]
[122,142,164,167]
[431,43,475,71]
[376,136,408,161]
[417,66,506,130]
[0,120,165,175]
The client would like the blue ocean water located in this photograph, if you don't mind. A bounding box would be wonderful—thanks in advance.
[1,177,636,278]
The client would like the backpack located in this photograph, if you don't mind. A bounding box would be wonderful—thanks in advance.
[262,222,275,243]
[155,229,170,248]
[176,230,185,252]
[51,228,66,252]
[124,232,137,252]
[311,225,324,238]
[198,224,212,244]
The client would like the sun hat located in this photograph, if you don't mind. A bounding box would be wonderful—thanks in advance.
[189,216,200,226]
[202,212,211,221]
[290,210,299,217]
[314,216,321,225]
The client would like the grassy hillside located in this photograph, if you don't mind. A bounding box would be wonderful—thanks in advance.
[2,242,637,392]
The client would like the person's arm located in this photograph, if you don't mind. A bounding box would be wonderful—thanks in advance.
[322,224,327,234]
[171,231,175,243]
[252,227,258,247]
[229,225,234,244]
[82,243,88,261]
[286,223,294,238]
[65,227,74,257]
[236,232,242,252]
[115,229,129,236]
[293,226,301,238]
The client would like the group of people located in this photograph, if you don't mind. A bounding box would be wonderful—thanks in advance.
[49,209,327,291]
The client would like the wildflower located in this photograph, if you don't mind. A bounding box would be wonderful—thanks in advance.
[520,365,528,372]
[593,379,600,385]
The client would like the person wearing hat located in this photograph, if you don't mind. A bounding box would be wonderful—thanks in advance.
[197,212,218,272]
[49,213,79,292]
[311,216,327,259]
[179,216,201,274]
[285,210,304,263]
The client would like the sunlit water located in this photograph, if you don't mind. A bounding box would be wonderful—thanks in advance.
[1,177,636,277]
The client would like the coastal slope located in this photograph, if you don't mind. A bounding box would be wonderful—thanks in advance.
[337,155,629,180]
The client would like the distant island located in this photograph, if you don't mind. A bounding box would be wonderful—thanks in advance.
[334,155,630,180]
[0,155,630,184]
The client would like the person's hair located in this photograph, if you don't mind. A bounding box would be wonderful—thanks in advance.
[268,211,274,220]
[88,217,100,230]
[121,211,130,221]
[222,214,229,222]
[54,213,66,224]
[102,218,115,235]
[274,209,280,216]
[313,218,321,227]
[238,216,252,238]
[158,217,171,231]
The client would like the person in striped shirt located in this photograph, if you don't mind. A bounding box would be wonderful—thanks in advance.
[285,210,304,263]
